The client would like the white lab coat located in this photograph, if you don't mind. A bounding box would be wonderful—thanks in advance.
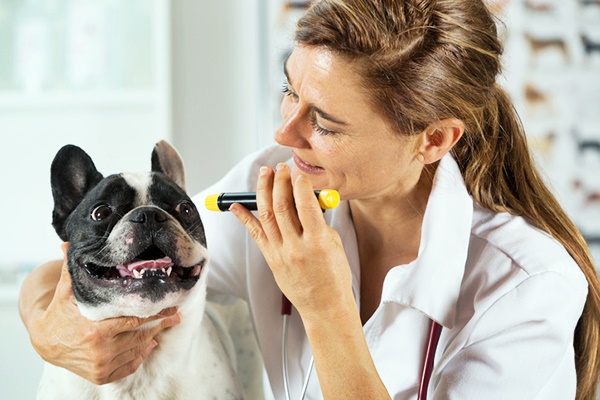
[193,145,588,400]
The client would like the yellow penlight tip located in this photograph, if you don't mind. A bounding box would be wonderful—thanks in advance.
[318,190,340,209]
[205,194,221,212]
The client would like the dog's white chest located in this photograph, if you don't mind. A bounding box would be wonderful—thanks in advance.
[37,314,244,400]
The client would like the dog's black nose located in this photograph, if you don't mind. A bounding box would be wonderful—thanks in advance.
[130,207,168,224]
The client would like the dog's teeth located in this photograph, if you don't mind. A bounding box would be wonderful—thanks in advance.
[167,267,172,276]
[141,268,146,276]
[133,269,142,279]
[161,268,166,274]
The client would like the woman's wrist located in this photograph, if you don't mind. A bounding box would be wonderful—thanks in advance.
[25,306,46,333]
[298,288,359,335]
[18,260,62,330]
[28,310,53,361]
[298,290,391,399]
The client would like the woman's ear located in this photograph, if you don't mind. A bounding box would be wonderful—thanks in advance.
[416,118,464,164]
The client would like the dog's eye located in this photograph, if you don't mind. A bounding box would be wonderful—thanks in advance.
[91,205,113,221]
[176,201,194,216]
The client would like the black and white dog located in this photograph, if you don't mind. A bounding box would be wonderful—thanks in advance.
[38,141,244,399]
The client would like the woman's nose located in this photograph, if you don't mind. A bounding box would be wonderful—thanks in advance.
[274,104,311,149]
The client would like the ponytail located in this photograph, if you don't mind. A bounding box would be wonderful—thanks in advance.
[454,84,600,400]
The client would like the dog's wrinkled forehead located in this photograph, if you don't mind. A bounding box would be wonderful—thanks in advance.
[75,174,137,213]
[121,172,152,206]
[82,171,187,208]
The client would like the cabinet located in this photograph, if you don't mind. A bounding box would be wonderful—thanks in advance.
[0,0,171,282]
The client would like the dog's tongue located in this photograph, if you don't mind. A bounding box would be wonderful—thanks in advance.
[116,256,173,277]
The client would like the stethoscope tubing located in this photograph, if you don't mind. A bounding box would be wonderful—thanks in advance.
[282,313,291,400]
[281,294,442,400]
[282,313,314,400]
[418,319,443,400]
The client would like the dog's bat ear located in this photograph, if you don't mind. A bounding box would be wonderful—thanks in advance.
[51,145,104,241]
[151,140,186,191]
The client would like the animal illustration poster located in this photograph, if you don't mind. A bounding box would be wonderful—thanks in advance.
[490,0,600,263]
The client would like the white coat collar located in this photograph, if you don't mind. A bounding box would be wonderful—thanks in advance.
[328,154,473,329]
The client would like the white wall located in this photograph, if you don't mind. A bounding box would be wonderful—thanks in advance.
[171,0,271,196]
[0,301,44,400]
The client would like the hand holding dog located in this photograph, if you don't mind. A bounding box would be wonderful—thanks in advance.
[27,243,182,385]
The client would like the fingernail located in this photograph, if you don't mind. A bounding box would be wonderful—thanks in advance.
[169,313,181,326]
[161,307,177,316]
[276,163,287,172]
[61,242,69,254]
[144,340,158,356]
[142,339,158,358]
[259,166,269,176]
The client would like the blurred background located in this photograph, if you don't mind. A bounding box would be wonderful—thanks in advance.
[0,0,598,398]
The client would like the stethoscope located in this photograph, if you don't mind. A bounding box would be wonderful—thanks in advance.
[281,294,443,400]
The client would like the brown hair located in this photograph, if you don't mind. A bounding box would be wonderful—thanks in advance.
[295,1,600,398]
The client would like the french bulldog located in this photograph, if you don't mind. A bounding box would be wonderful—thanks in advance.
[37,141,244,400]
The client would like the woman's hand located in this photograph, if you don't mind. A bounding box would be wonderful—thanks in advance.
[231,164,390,398]
[24,243,181,385]
[229,163,354,318]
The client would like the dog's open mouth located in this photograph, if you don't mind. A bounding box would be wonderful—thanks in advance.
[83,245,203,282]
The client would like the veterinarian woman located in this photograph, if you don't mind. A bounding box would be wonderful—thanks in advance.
[19,0,600,399]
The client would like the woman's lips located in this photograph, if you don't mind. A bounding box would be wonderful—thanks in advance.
[293,153,325,174]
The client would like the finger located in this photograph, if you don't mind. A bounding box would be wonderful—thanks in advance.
[272,163,301,236]
[256,166,274,212]
[61,241,69,258]
[108,312,179,368]
[230,203,269,246]
[58,260,72,286]
[140,311,181,340]
[104,341,156,384]
[255,166,282,242]
[56,261,72,292]
[109,307,179,335]
[106,338,158,380]
[103,311,179,371]
[294,174,327,237]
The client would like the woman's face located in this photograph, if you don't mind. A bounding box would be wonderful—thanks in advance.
[275,45,424,202]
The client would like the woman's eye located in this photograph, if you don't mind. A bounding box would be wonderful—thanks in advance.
[282,82,298,100]
[91,205,113,221]
[176,201,194,216]
[310,114,337,136]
